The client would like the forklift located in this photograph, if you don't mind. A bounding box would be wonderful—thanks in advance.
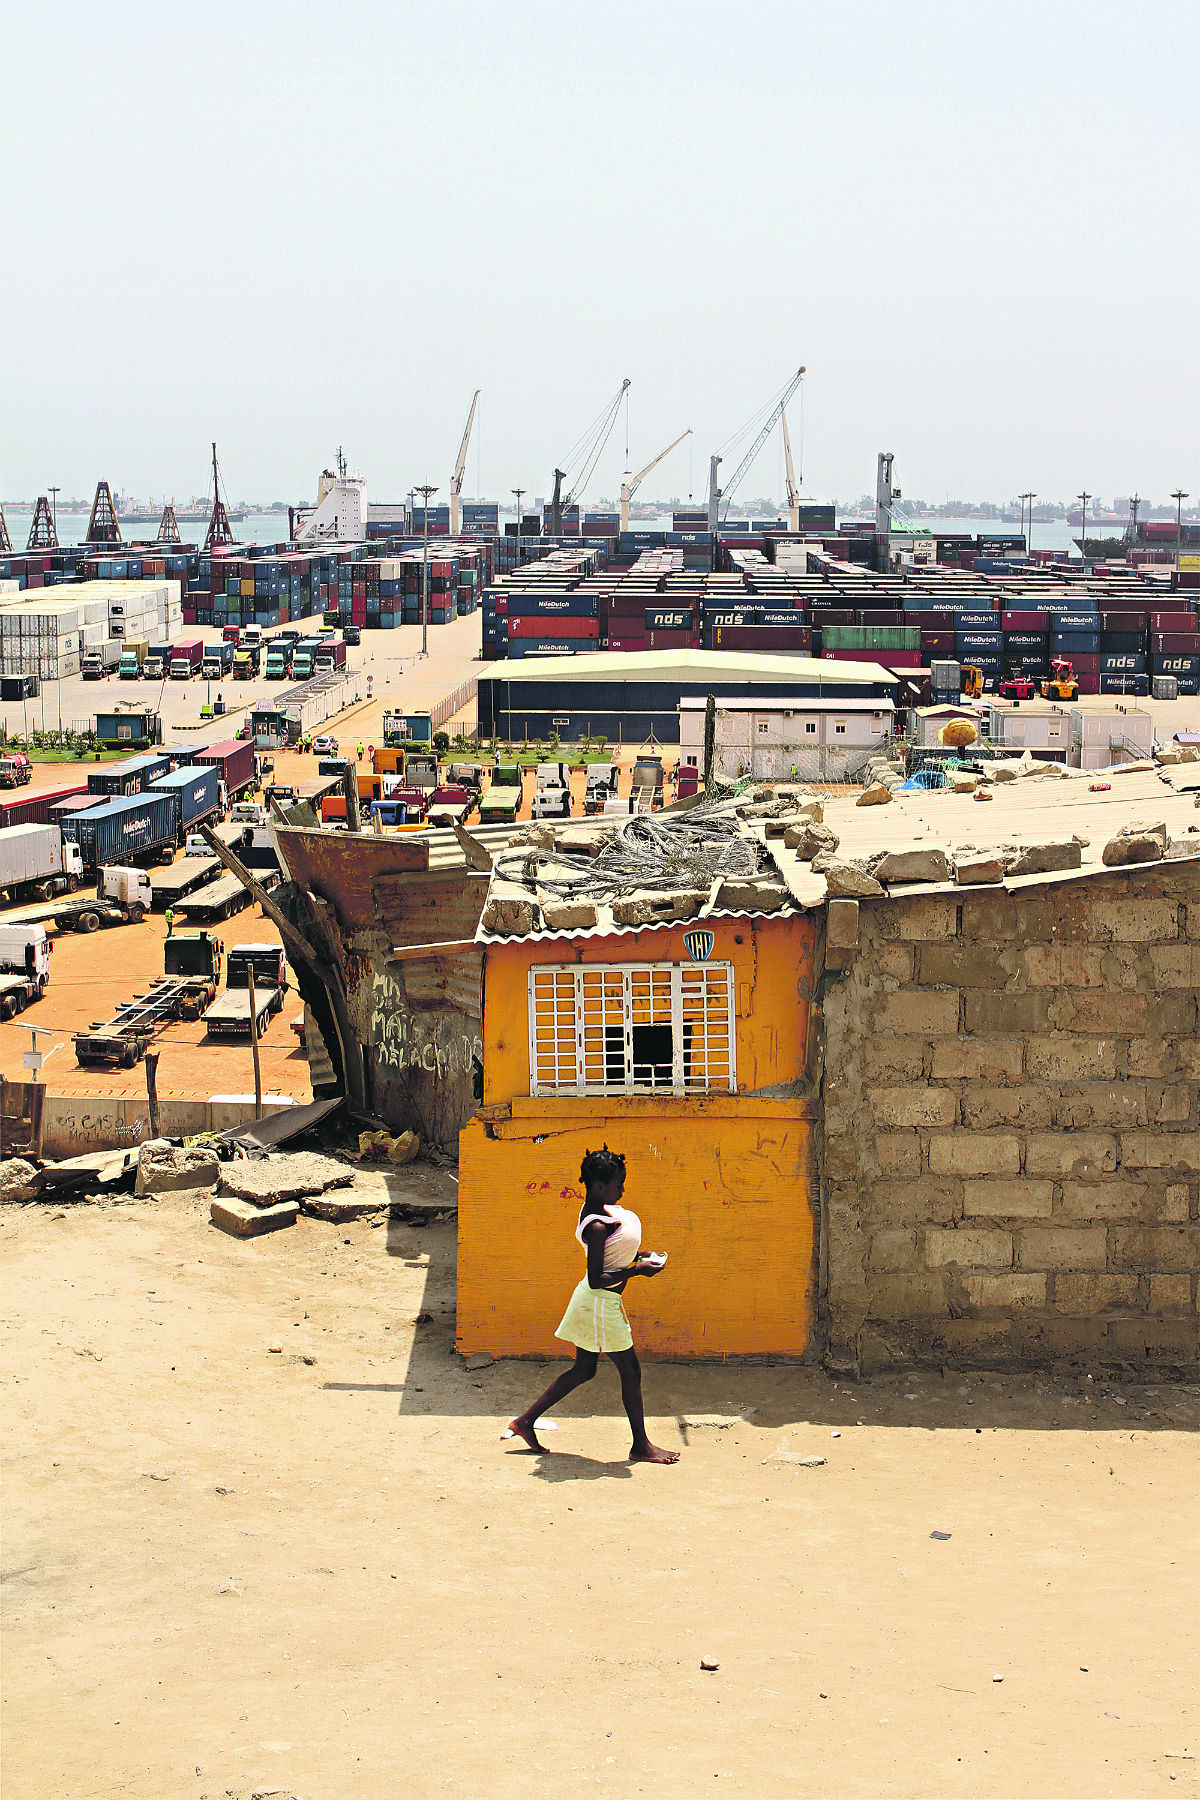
[1039,657,1079,701]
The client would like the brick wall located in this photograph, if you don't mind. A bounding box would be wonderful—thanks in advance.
[819,864,1199,1374]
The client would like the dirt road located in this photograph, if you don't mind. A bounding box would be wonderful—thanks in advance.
[3,1193,1195,1800]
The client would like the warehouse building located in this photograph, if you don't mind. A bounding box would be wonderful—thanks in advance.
[477,648,898,745]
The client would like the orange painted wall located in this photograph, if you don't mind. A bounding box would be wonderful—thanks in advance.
[458,913,818,1359]
[482,913,816,1106]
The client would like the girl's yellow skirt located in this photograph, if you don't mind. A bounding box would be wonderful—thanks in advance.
[555,1277,633,1354]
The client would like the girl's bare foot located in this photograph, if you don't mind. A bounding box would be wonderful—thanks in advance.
[630,1442,680,1464]
[506,1418,547,1453]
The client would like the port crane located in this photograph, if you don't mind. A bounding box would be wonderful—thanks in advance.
[619,429,692,531]
[551,378,630,536]
[781,406,801,532]
[707,366,806,530]
[449,390,480,536]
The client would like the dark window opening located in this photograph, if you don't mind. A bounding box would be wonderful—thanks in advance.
[604,1023,625,1086]
[631,1022,673,1087]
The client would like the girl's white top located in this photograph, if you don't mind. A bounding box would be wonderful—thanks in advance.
[576,1204,642,1275]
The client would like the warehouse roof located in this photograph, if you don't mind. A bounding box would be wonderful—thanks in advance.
[477,648,899,687]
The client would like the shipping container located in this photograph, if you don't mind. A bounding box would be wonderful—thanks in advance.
[0,781,88,830]
[62,791,180,869]
[190,738,256,800]
[149,764,221,833]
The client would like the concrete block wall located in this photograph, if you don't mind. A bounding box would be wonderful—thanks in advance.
[819,865,1199,1374]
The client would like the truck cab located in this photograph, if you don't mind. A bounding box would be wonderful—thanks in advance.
[0,922,51,996]
[0,754,33,789]
[100,865,153,912]
[264,642,292,679]
[164,929,221,982]
[233,646,260,679]
[82,650,106,680]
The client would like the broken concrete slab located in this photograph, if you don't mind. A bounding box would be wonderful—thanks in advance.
[218,1152,354,1208]
[1006,841,1083,877]
[783,820,839,860]
[353,1163,459,1223]
[826,898,860,949]
[134,1139,220,1197]
[541,899,600,932]
[989,764,1019,783]
[210,1196,298,1237]
[1108,759,1156,777]
[856,782,893,807]
[613,891,704,926]
[713,878,788,913]
[301,1189,391,1223]
[1,1157,39,1204]
[872,847,954,884]
[953,773,979,793]
[955,851,1008,885]
[812,856,885,899]
[481,897,538,936]
[1101,821,1167,866]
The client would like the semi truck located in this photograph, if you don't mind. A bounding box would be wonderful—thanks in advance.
[289,639,321,680]
[0,823,85,902]
[142,643,175,680]
[201,641,236,680]
[82,640,123,679]
[232,643,261,679]
[0,922,52,1018]
[118,639,151,679]
[169,639,204,680]
[62,791,180,871]
[74,929,222,1066]
[264,638,294,679]
[314,638,347,675]
[203,943,288,1039]
[52,865,154,933]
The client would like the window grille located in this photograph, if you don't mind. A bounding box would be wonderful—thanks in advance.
[528,962,736,1096]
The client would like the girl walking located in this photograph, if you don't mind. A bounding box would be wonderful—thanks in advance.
[507,1147,679,1464]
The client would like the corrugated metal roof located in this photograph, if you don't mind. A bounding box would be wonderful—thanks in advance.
[477,648,899,687]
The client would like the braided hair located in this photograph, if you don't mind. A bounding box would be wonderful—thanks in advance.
[580,1145,626,1191]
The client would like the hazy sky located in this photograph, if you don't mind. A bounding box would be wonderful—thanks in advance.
[3,0,1197,510]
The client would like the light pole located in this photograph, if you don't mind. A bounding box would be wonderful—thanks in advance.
[1019,491,1035,556]
[1171,489,1189,574]
[1077,490,1091,564]
[414,484,438,659]
[512,488,524,569]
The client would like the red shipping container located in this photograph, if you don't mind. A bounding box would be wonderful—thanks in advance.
[806,607,856,624]
[1069,653,1101,674]
[645,629,700,650]
[1001,611,1050,629]
[1098,611,1147,630]
[1151,632,1199,653]
[713,626,812,652]
[1149,613,1198,631]
[508,616,598,639]
[920,630,957,654]
[908,610,956,628]
[351,603,367,624]
[855,609,904,625]
[607,635,645,653]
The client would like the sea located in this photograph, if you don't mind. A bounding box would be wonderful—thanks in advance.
[4,505,1095,557]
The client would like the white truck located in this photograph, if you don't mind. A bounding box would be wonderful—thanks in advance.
[0,822,86,903]
[53,865,153,933]
[0,922,51,1019]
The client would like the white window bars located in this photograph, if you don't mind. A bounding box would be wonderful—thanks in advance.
[528,961,736,1097]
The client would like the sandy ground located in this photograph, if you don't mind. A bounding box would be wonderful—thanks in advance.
[2,1192,1196,1800]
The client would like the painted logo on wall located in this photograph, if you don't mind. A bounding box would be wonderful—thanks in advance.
[683,929,714,963]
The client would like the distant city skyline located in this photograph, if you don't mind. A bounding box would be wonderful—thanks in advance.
[3,1,1196,506]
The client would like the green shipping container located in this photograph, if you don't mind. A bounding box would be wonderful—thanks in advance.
[819,625,921,652]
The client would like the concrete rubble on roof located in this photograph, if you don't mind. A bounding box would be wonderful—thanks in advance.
[1102,821,1168,867]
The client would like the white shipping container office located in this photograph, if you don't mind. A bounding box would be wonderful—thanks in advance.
[1068,705,1154,770]
[679,695,895,782]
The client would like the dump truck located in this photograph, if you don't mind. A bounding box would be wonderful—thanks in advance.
[73,930,222,1066]
[118,639,151,679]
[203,943,287,1039]
[0,823,86,902]
[0,922,51,1019]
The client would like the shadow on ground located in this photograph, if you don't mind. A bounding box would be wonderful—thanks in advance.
[359,1216,1198,1437]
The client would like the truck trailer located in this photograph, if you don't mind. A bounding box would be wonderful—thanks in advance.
[0,823,85,902]
[149,764,222,835]
[62,791,180,870]
[118,639,151,679]
[201,641,236,680]
[0,781,87,829]
[82,640,123,679]
[169,639,204,680]
[203,943,287,1039]
[190,738,257,802]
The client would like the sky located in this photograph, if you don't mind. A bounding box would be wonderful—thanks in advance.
[3,0,1198,512]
